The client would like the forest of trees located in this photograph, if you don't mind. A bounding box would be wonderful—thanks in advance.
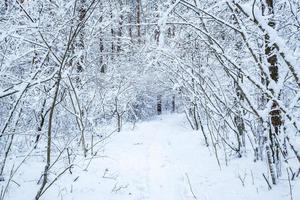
[0,0,300,199]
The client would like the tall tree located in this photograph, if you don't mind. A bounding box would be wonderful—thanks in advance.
[263,0,282,185]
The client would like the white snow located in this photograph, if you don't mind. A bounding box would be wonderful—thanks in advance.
[3,114,299,200]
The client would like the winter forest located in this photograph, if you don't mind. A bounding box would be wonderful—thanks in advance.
[0,0,300,199]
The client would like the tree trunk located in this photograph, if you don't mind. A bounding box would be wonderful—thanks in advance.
[157,95,162,115]
[263,0,281,184]
[171,95,176,112]
[77,0,86,73]
[117,1,123,52]
[136,0,141,39]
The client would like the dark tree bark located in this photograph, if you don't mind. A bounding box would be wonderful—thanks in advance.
[171,95,176,112]
[4,0,9,10]
[263,0,281,185]
[99,7,105,73]
[117,1,123,52]
[157,95,162,115]
[136,0,141,39]
[110,4,115,57]
[77,0,86,73]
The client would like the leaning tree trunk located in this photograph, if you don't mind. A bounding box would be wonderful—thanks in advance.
[263,0,282,185]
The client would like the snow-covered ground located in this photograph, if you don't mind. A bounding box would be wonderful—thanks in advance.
[3,114,299,200]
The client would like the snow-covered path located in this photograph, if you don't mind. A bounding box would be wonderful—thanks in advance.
[8,114,299,200]
[79,114,296,200]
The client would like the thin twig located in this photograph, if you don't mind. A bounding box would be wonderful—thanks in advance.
[185,173,197,199]
[262,173,272,190]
